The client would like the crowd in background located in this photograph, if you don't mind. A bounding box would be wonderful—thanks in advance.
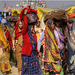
[0,6,75,75]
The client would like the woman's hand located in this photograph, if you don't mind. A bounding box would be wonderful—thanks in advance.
[38,52,42,57]
[12,46,16,52]
[37,50,42,57]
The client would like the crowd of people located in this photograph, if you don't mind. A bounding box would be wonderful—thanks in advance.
[0,6,75,75]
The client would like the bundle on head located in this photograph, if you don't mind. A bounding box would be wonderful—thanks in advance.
[44,9,67,23]
[53,18,67,28]
[27,12,38,25]
[20,6,38,26]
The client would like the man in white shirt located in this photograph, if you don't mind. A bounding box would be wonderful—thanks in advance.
[1,15,7,23]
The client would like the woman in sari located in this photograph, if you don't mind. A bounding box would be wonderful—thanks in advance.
[67,18,75,75]
[54,20,65,75]
[0,23,12,75]
[20,7,43,75]
[8,21,15,38]
[8,21,16,63]
[12,20,23,75]
[54,20,64,61]
[38,19,62,75]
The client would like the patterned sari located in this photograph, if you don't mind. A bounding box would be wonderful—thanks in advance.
[67,22,75,74]
[21,25,43,75]
[55,27,64,60]
[43,22,62,74]
[0,24,11,73]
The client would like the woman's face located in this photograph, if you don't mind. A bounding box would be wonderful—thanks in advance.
[36,21,40,27]
[67,20,74,28]
[18,22,23,29]
[55,22,60,27]
[11,22,14,27]
[2,25,7,31]
[51,22,55,30]
[24,9,28,15]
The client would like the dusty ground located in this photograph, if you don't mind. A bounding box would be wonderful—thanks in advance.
[0,62,18,75]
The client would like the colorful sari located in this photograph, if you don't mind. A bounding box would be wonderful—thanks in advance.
[67,22,75,74]
[0,24,11,73]
[43,22,62,74]
[55,27,64,60]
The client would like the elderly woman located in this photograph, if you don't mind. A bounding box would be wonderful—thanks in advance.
[54,20,64,61]
[38,19,62,75]
[67,18,75,75]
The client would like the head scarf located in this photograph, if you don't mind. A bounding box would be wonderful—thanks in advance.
[15,20,23,40]
[47,19,53,26]
[47,19,53,30]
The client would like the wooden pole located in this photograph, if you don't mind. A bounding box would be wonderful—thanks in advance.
[62,3,64,9]
[27,0,29,6]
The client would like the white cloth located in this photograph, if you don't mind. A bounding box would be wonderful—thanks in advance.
[37,32,44,50]
[1,19,7,23]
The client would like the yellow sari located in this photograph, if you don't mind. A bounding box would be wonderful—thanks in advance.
[43,23,61,74]
[0,24,11,73]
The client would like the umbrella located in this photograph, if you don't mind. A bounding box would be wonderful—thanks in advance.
[44,9,67,23]
[6,16,20,22]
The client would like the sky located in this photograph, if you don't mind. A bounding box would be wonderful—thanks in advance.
[0,0,75,11]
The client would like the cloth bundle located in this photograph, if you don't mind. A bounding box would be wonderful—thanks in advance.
[20,6,38,25]
[44,9,67,23]
[27,12,38,25]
